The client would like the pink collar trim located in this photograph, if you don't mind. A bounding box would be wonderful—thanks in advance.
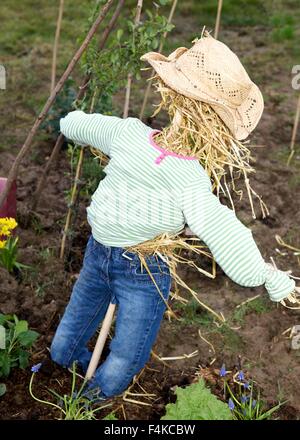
[149,130,198,165]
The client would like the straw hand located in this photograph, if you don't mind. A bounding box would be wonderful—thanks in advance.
[280,286,300,310]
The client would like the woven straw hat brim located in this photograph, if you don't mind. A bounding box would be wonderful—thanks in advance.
[141,53,264,141]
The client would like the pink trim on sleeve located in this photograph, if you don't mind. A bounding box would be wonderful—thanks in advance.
[149,130,198,165]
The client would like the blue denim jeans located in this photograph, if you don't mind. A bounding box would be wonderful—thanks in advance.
[50,235,171,398]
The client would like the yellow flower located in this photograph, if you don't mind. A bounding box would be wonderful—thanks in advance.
[0,240,6,249]
[1,226,11,236]
[0,217,18,236]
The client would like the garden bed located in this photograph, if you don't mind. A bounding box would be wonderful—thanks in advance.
[1,0,300,420]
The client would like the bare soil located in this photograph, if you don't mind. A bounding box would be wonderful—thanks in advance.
[1,21,300,419]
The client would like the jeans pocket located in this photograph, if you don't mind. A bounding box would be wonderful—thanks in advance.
[130,255,170,284]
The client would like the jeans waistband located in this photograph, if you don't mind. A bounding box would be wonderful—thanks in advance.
[92,235,140,260]
[91,235,168,264]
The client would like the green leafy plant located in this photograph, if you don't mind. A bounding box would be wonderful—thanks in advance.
[161,378,233,420]
[78,1,174,116]
[29,362,112,420]
[0,236,31,273]
[0,314,39,377]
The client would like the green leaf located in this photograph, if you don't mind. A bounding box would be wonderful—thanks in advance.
[152,37,159,49]
[161,379,233,420]
[0,324,5,349]
[103,412,118,420]
[14,320,28,336]
[18,330,39,347]
[18,350,29,369]
[0,383,6,397]
[0,353,11,377]
[0,314,13,326]
[116,29,123,42]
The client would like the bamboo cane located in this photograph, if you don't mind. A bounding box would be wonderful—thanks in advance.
[139,0,178,120]
[214,0,223,39]
[85,303,116,380]
[31,0,125,210]
[51,0,64,92]
[287,93,300,166]
[59,149,85,259]
[0,0,115,210]
[60,86,99,259]
[123,0,143,118]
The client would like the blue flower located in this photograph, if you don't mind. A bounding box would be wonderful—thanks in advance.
[58,399,64,408]
[243,382,250,389]
[241,394,248,404]
[228,398,235,411]
[219,364,227,377]
[31,363,42,373]
[237,371,245,381]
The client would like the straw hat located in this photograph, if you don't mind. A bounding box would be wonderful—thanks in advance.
[141,33,264,140]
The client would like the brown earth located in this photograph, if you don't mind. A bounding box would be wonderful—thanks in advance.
[1,18,300,420]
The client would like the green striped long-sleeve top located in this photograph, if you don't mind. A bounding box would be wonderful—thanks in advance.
[60,110,295,302]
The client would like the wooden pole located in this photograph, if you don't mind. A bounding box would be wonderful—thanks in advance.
[51,0,64,92]
[85,303,116,380]
[214,0,223,39]
[0,0,115,210]
[123,0,143,118]
[59,86,99,259]
[139,0,178,120]
[287,94,300,166]
[31,0,125,210]
[59,147,85,259]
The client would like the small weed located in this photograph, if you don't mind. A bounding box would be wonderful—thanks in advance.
[35,282,52,298]
[103,411,118,420]
[31,216,44,236]
[218,324,244,353]
[173,300,215,328]
[39,247,54,262]
[173,299,243,353]
[233,297,272,324]
[288,172,300,189]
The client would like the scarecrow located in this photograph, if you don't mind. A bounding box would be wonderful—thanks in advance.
[50,32,300,401]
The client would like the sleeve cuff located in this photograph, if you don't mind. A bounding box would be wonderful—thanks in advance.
[59,111,88,146]
[264,263,296,302]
